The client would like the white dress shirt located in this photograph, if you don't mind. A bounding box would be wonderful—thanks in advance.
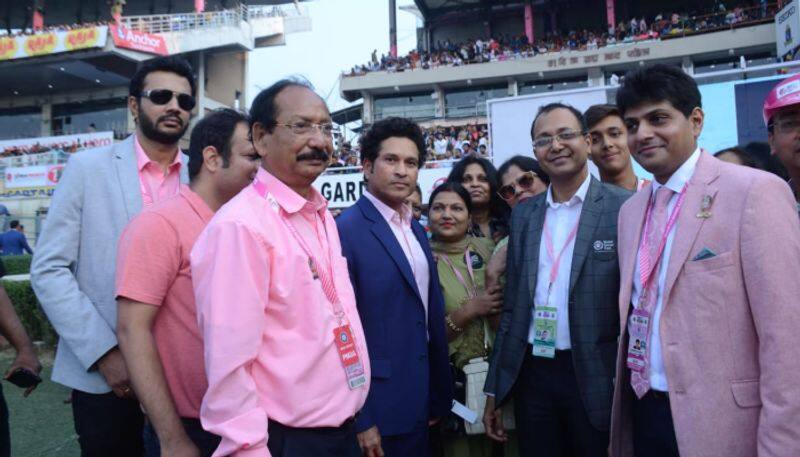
[528,172,592,350]
[631,147,702,391]
[364,191,430,320]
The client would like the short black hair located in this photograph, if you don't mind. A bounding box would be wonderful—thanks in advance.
[446,156,509,221]
[616,64,701,118]
[359,117,427,167]
[129,56,196,100]
[530,102,587,140]
[496,155,550,186]
[714,146,756,168]
[187,109,250,181]
[414,184,422,196]
[9,220,19,229]
[427,181,473,214]
[249,77,315,134]
[584,104,623,130]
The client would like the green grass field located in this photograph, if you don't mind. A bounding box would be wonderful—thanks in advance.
[1,349,79,456]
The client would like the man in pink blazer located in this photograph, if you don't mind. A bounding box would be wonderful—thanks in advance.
[609,64,800,457]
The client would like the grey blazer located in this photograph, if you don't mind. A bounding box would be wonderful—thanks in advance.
[30,135,188,393]
[484,177,631,431]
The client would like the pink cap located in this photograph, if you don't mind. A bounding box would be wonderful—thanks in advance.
[764,73,800,126]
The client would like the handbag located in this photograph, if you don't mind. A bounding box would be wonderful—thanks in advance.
[462,322,515,435]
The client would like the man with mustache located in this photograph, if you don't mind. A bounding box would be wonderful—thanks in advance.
[585,104,650,191]
[31,56,194,455]
[483,103,631,456]
[336,117,451,456]
[609,64,800,457]
[191,79,370,457]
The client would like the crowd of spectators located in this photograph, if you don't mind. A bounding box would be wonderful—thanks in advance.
[327,123,491,173]
[345,2,775,76]
[0,135,109,160]
[0,21,112,38]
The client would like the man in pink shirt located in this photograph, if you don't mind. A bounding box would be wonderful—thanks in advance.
[31,56,194,456]
[191,79,370,457]
[116,109,260,457]
[337,117,451,456]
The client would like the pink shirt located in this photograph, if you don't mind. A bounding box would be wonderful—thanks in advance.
[191,168,370,457]
[115,185,213,419]
[134,135,182,206]
[363,191,430,319]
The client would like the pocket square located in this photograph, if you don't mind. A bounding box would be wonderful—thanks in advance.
[692,247,717,261]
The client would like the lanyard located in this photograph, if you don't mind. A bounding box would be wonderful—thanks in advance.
[252,178,345,323]
[542,212,580,300]
[439,248,477,298]
[637,183,688,305]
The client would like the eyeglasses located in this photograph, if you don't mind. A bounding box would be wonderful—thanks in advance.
[532,130,584,151]
[769,116,800,134]
[141,89,196,111]
[498,171,539,201]
[276,121,337,137]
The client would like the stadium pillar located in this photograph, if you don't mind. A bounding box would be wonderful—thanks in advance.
[197,51,206,119]
[32,1,44,31]
[588,67,604,87]
[524,2,534,44]
[361,91,374,124]
[682,56,695,75]
[508,79,519,97]
[606,0,615,33]
[389,0,398,58]
[40,103,51,137]
[433,85,445,118]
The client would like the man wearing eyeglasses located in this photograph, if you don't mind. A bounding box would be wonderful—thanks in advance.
[31,56,195,456]
[765,74,800,216]
[483,102,631,456]
[191,79,369,457]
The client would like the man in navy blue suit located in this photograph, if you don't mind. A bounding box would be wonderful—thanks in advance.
[337,117,452,457]
[0,221,33,256]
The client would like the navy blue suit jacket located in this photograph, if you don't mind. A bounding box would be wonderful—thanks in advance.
[337,196,452,436]
[1,230,32,256]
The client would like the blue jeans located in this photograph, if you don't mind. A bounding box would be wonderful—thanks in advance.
[143,417,221,457]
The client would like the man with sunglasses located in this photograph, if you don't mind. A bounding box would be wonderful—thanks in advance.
[116,109,260,457]
[191,79,369,457]
[483,103,631,456]
[31,56,195,456]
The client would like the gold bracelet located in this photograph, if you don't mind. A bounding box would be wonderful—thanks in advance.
[445,314,463,333]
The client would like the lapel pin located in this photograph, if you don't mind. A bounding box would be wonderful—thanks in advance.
[696,194,714,219]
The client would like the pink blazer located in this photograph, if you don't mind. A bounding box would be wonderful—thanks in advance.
[610,152,800,457]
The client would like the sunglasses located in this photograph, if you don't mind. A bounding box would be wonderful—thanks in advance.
[141,89,196,111]
[498,171,539,201]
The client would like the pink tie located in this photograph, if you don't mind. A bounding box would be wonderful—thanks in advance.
[631,186,674,398]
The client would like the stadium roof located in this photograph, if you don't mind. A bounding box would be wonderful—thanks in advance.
[2,1,307,29]
[413,0,531,20]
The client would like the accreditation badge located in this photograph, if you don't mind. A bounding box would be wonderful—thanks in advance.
[626,308,650,372]
[333,325,367,390]
[532,306,557,358]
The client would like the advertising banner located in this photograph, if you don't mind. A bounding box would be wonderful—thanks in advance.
[0,26,108,61]
[313,167,451,209]
[0,131,114,158]
[776,1,800,58]
[110,24,168,55]
[4,165,64,189]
